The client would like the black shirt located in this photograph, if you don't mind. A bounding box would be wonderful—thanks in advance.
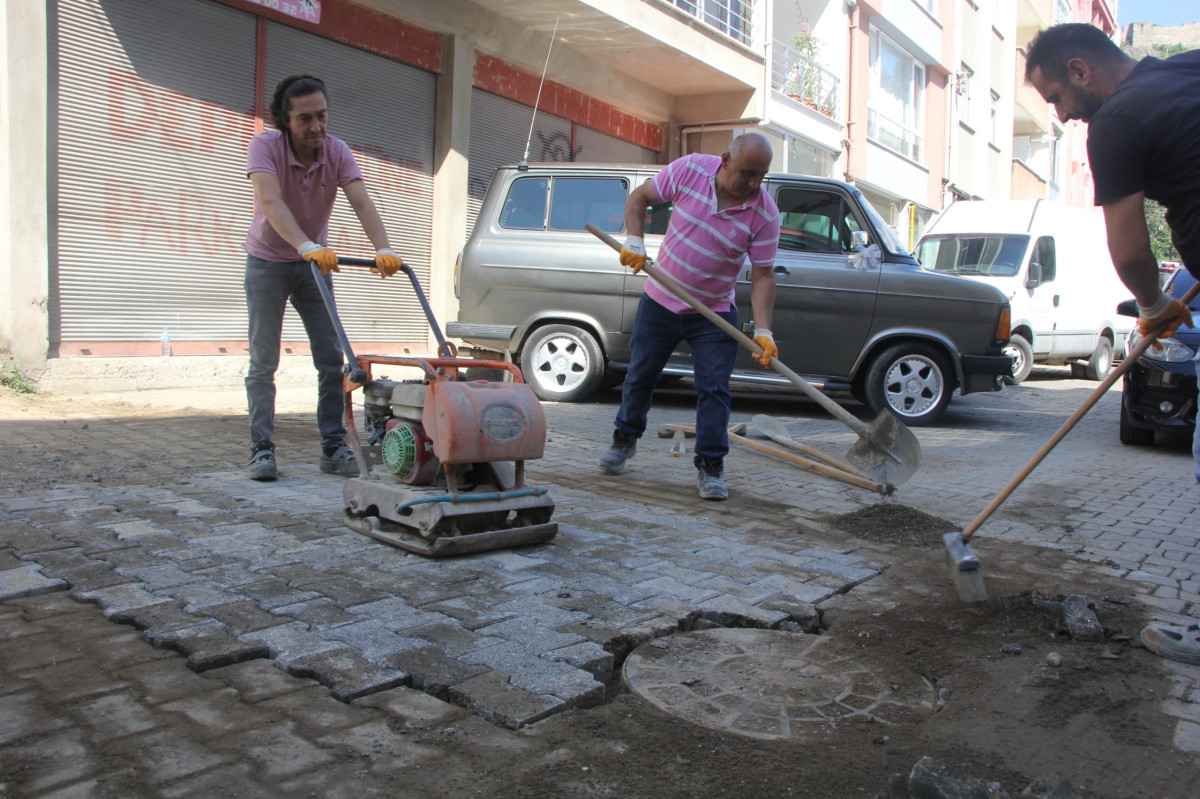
[1088,51,1200,279]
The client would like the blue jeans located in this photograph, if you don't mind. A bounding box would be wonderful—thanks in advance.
[244,255,346,453]
[614,294,739,468]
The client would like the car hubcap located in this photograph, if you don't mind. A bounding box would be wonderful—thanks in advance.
[1003,343,1026,377]
[533,335,587,392]
[883,355,943,417]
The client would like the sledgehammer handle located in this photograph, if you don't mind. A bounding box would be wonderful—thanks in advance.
[961,281,1200,541]
[584,222,872,436]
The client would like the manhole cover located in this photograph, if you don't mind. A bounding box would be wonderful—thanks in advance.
[623,628,929,741]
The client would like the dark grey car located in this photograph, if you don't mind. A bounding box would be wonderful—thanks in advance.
[448,163,1012,425]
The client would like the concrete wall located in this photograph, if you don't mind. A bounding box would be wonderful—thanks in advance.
[1,0,51,368]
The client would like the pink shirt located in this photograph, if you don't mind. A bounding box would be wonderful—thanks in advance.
[243,130,364,262]
[647,153,780,313]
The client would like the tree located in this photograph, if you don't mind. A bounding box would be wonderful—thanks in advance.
[1145,199,1180,262]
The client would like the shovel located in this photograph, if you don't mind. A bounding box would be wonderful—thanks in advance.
[585,222,921,485]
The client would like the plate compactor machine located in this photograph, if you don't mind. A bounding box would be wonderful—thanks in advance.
[312,257,557,557]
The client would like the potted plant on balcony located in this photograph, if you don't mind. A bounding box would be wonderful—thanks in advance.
[787,19,824,112]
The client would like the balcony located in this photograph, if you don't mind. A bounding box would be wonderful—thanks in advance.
[771,38,840,119]
[452,0,765,97]
[1013,48,1051,136]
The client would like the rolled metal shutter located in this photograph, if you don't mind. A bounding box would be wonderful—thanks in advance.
[466,89,571,236]
[575,127,657,165]
[263,23,436,342]
[55,0,257,344]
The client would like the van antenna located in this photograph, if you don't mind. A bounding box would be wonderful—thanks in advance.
[520,16,560,171]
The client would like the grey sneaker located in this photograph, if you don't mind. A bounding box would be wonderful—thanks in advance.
[247,449,277,482]
[320,444,360,477]
[599,430,638,474]
[697,466,727,501]
[1141,622,1200,665]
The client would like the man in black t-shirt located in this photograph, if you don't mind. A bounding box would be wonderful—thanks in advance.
[1026,23,1199,666]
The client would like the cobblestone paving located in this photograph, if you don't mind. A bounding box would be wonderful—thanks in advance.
[3,371,1200,763]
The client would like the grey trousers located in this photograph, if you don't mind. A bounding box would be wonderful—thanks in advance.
[244,255,346,454]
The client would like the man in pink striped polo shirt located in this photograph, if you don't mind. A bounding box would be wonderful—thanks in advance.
[599,133,781,500]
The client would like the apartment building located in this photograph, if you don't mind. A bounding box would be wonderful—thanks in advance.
[0,0,1106,370]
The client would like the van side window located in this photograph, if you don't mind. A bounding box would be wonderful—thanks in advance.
[775,188,858,253]
[548,177,628,232]
[1033,236,1056,282]
[500,178,548,229]
[646,201,672,235]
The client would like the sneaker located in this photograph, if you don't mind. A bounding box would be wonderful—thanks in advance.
[697,466,727,501]
[598,430,638,474]
[1140,622,1200,665]
[247,449,277,482]
[320,444,360,477]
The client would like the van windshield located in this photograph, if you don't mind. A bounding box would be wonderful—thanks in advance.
[915,235,1030,277]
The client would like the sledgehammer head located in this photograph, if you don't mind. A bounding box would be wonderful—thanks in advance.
[942,532,987,603]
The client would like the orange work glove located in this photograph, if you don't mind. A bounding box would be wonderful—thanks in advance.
[1138,294,1194,340]
[374,248,404,278]
[620,236,647,274]
[298,241,339,275]
[752,329,777,368]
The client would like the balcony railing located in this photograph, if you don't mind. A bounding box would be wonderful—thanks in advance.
[671,0,754,46]
[770,38,840,118]
[867,108,923,162]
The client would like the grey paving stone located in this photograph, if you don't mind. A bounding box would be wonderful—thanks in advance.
[270,597,357,631]
[0,564,67,600]
[70,582,174,617]
[408,620,493,658]
[384,645,491,700]
[322,619,428,661]
[542,640,614,682]
[698,594,791,628]
[448,670,565,729]
[283,647,410,702]
[147,619,269,672]
[526,668,605,709]
[240,621,348,664]
[109,600,209,636]
[204,600,294,635]
[239,576,323,610]
[419,595,516,630]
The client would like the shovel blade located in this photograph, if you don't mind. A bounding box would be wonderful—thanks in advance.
[845,412,922,486]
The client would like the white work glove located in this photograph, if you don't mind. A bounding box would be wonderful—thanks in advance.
[298,240,339,275]
[1138,292,1193,340]
[620,236,647,274]
[752,328,777,368]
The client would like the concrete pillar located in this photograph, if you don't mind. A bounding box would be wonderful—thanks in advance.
[0,0,50,368]
[429,33,474,349]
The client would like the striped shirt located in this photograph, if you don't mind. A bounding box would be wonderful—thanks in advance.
[646,153,780,313]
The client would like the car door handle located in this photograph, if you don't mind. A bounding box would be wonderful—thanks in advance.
[773,266,790,276]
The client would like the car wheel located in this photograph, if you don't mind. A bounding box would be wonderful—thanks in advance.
[1083,337,1114,381]
[1002,334,1033,385]
[863,342,953,426]
[520,324,605,402]
[1119,401,1155,446]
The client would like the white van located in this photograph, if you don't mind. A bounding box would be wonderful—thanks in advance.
[915,199,1133,383]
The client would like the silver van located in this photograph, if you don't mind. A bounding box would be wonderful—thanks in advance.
[448,163,1012,425]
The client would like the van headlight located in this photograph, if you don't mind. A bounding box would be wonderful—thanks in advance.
[1126,330,1197,363]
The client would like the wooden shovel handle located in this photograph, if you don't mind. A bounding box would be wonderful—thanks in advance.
[962,281,1200,541]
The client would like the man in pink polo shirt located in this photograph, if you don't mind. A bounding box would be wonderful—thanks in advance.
[599,133,781,500]
[242,74,403,482]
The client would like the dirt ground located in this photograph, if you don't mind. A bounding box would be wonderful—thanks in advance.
[2,386,1196,798]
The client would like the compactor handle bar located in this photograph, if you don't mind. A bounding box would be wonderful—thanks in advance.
[334,256,446,349]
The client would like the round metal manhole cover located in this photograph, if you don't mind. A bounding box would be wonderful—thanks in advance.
[623,628,930,741]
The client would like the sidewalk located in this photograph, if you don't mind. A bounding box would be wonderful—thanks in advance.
[2,373,1198,797]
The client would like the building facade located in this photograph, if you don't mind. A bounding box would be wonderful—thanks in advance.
[0,0,1120,372]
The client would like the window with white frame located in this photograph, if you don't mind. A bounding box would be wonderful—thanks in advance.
[868,29,926,162]
[1054,0,1072,25]
[957,63,974,127]
[914,0,936,14]
[989,89,1000,144]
